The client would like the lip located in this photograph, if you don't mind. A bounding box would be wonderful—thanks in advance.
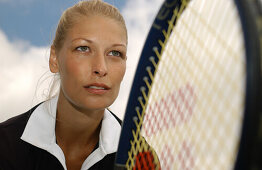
[84,83,110,95]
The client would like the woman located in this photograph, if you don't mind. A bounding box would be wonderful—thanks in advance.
[0,0,127,169]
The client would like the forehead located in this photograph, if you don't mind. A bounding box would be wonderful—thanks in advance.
[66,15,127,44]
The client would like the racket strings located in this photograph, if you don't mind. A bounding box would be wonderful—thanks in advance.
[144,3,190,101]
[126,105,161,169]
[145,0,244,169]
[177,13,243,92]
[127,117,161,169]
[125,3,188,169]
[127,0,246,169]
[171,26,243,116]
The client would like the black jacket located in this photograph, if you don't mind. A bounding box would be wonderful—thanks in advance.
[0,104,121,170]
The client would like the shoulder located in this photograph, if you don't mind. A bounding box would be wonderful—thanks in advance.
[0,103,41,137]
[0,103,42,166]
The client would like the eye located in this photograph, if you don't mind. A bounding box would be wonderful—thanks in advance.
[76,46,90,52]
[108,50,122,57]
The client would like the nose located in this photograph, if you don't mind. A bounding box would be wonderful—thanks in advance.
[92,54,108,77]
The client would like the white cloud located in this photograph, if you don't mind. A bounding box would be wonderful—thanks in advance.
[0,0,164,122]
[0,30,52,122]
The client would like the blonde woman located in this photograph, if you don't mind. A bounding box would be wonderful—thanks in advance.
[0,1,127,169]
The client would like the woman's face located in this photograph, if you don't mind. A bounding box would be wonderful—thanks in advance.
[50,15,127,112]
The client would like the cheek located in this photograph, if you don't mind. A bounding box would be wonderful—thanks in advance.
[61,57,81,75]
[59,57,87,84]
[65,60,79,76]
[110,62,126,102]
[114,62,126,83]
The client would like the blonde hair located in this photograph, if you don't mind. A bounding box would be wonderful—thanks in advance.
[52,0,127,51]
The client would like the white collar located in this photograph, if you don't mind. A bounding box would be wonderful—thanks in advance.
[21,96,121,170]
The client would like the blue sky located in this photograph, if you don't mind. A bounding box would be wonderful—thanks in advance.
[0,0,126,46]
[0,0,164,121]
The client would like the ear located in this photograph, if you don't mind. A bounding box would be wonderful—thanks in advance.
[49,45,59,73]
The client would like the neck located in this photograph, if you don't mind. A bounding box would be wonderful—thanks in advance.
[55,92,104,148]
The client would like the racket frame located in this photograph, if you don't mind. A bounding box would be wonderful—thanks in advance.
[234,0,262,169]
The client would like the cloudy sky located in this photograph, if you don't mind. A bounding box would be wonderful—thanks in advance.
[0,0,164,122]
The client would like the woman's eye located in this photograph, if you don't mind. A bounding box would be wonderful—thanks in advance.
[76,46,90,52]
[109,50,122,57]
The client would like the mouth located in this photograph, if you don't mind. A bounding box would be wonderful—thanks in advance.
[88,86,106,90]
[84,83,110,89]
[84,83,110,94]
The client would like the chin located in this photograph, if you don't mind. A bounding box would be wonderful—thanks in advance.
[67,91,118,112]
[80,99,115,111]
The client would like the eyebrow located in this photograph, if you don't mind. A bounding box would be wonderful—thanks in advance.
[71,38,126,48]
[111,44,127,48]
[72,38,93,43]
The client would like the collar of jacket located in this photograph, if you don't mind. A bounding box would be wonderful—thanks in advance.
[20,95,121,170]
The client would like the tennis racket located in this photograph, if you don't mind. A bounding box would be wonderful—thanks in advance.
[115,0,262,169]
